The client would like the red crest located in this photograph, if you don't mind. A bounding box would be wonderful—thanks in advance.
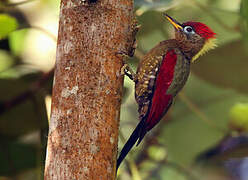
[183,22,216,39]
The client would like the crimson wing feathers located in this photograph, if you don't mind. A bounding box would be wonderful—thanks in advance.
[137,49,177,143]
[117,49,178,170]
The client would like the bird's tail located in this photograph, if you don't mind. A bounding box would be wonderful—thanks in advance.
[116,118,146,170]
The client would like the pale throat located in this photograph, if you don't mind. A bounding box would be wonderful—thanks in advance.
[192,38,217,62]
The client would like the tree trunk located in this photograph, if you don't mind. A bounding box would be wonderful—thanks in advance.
[44,0,135,179]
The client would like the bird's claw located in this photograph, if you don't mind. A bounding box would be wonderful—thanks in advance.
[121,64,137,82]
[121,64,129,75]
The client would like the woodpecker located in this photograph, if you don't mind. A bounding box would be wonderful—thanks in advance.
[117,14,217,170]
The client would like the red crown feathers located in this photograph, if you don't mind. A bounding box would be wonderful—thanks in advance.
[183,22,216,39]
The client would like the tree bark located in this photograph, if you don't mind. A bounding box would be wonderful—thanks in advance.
[44,0,135,179]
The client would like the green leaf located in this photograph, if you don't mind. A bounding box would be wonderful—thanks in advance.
[191,40,248,94]
[0,14,18,40]
[8,29,28,56]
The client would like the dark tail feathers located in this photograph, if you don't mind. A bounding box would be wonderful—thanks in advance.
[116,119,146,171]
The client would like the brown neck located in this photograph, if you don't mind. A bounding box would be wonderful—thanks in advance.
[175,33,205,60]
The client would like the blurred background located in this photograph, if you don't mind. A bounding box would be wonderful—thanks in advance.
[0,0,248,179]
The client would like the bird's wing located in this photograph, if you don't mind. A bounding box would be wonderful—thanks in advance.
[145,49,177,130]
[117,47,179,170]
[135,49,178,144]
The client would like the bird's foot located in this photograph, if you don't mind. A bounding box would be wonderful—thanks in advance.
[120,63,137,82]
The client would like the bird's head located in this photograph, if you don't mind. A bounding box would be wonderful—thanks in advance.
[164,14,216,62]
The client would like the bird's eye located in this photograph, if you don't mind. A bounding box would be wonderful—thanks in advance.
[183,26,195,34]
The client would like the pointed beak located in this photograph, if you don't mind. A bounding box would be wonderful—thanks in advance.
[163,13,183,31]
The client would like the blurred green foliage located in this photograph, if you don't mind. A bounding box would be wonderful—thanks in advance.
[120,0,248,180]
[240,0,248,44]
[0,0,248,179]
[0,14,18,39]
